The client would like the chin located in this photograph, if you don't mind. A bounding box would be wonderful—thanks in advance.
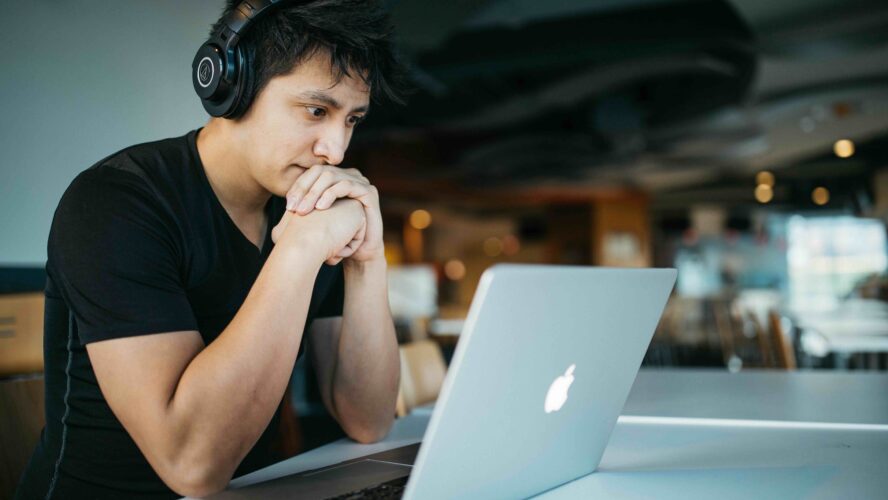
[273,166,306,197]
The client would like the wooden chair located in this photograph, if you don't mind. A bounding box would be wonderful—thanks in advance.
[0,293,45,377]
[768,310,797,370]
[0,293,46,497]
[713,298,738,367]
[0,375,45,499]
[396,340,447,417]
[272,383,305,459]
[745,310,774,368]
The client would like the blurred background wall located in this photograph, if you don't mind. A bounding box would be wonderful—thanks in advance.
[0,0,220,266]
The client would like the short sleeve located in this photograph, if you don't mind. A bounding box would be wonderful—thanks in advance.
[314,262,345,318]
[48,167,198,344]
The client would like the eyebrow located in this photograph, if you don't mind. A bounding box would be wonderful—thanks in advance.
[296,90,369,114]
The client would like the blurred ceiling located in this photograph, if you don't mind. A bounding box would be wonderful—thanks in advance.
[358,0,888,213]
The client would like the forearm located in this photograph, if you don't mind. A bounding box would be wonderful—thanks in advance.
[164,241,323,488]
[332,256,400,443]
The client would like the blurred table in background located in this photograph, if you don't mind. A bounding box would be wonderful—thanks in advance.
[792,299,888,367]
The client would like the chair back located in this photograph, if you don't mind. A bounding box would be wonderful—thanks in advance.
[397,340,447,417]
[768,310,797,370]
[0,293,44,376]
[0,375,45,498]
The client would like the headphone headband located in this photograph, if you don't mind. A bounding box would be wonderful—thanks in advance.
[215,0,282,48]
[193,0,299,118]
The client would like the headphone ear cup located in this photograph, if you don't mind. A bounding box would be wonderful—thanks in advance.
[193,43,226,101]
[194,41,239,117]
[228,43,256,119]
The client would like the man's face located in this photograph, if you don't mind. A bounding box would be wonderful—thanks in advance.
[235,50,370,197]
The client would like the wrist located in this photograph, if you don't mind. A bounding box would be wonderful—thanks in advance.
[277,233,328,268]
[343,254,387,275]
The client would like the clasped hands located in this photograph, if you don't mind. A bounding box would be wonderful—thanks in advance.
[270,165,384,266]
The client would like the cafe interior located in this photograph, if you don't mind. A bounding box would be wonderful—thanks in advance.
[2,0,888,498]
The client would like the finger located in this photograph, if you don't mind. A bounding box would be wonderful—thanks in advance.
[296,169,344,214]
[346,237,366,258]
[354,217,368,244]
[345,168,370,184]
[270,210,293,244]
[286,165,328,211]
[337,244,356,258]
[315,180,371,210]
[341,219,367,257]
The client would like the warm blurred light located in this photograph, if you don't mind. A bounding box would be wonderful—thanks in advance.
[754,184,773,204]
[409,209,432,230]
[832,102,852,119]
[502,234,521,256]
[812,187,830,206]
[833,139,855,158]
[483,237,503,257]
[755,171,775,187]
[444,259,466,280]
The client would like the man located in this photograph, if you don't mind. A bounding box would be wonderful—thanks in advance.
[16,1,404,498]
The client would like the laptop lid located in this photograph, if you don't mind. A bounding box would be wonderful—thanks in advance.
[403,264,677,499]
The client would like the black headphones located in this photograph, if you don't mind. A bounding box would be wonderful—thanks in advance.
[192,0,300,118]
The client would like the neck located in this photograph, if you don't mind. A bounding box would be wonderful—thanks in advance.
[196,118,270,216]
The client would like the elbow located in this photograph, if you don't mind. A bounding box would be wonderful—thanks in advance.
[161,458,233,498]
[173,479,227,499]
[348,427,388,445]
[344,417,394,444]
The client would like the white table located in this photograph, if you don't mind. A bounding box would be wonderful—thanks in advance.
[538,420,888,499]
[793,299,888,355]
[622,369,888,425]
[200,370,888,499]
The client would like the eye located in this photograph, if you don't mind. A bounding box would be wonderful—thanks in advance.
[305,106,326,118]
[348,115,365,126]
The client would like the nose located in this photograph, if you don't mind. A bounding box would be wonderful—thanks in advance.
[312,125,349,166]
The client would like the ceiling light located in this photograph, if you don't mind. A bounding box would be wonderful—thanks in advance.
[833,139,855,158]
[483,237,503,257]
[409,209,432,230]
[754,184,773,204]
[502,235,521,256]
[812,187,830,206]
[755,171,774,187]
[444,259,466,280]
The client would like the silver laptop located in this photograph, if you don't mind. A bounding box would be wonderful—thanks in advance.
[209,264,676,499]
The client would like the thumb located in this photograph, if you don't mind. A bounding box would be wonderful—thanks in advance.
[271,210,294,244]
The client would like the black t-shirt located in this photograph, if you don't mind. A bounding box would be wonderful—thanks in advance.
[15,129,344,500]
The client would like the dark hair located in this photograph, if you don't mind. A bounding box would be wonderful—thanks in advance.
[211,0,406,110]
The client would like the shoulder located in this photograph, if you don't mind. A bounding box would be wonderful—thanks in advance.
[56,130,198,220]
[50,132,200,255]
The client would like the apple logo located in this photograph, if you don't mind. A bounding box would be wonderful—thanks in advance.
[545,364,576,413]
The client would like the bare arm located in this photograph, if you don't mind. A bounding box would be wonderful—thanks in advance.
[309,256,400,444]
[287,166,398,442]
[86,200,365,497]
